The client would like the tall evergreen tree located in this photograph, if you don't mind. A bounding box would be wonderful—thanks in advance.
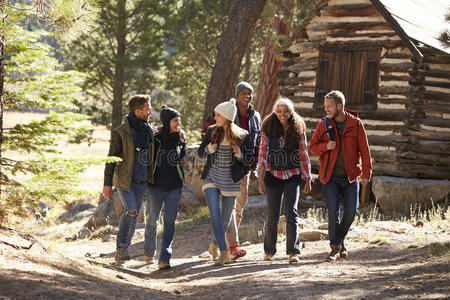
[0,1,100,222]
[63,0,170,135]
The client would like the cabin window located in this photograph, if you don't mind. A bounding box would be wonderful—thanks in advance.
[315,45,380,110]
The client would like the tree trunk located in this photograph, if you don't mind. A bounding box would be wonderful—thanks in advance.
[0,0,5,194]
[203,0,267,126]
[255,14,292,119]
[254,37,283,118]
[111,0,127,137]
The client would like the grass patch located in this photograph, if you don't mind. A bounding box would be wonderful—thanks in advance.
[369,236,388,245]
[174,206,210,234]
[423,242,450,257]
[239,217,264,244]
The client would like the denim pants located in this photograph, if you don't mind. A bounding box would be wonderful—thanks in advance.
[264,176,301,255]
[204,188,236,251]
[117,182,149,248]
[144,186,182,263]
[323,174,360,246]
[226,174,249,247]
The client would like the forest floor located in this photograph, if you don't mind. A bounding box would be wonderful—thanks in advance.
[0,205,449,300]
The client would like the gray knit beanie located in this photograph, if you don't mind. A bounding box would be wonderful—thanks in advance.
[235,81,254,97]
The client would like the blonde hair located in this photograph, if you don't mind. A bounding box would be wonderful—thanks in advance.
[211,120,248,147]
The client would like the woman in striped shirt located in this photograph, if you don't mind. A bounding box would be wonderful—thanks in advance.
[198,98,253,266]
[258,97,312,263]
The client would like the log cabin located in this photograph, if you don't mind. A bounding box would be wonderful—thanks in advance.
[279,0,450,181]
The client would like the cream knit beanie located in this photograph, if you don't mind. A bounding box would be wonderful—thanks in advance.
[214,98,237,121]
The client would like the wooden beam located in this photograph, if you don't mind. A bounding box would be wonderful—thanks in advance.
[399,151,450,167]
[326,22,392,31]
[370,0,423,63]
[290,95,315,103]
[400,163,450,180]
[381,63,414,73]
[423,103,450,114]
[409,69,450,79]
[368,134,395,147]
[279,77,316,85]
[401,128,450,141]
[378,97,407,105]
[299,108,406,121]
[371,150,398,163]
[285,62,317,73]
[373,162,404,177]
[381,75,410,82]
[396,140,450,155]
[321,4,377,17]
[423,91,450,103]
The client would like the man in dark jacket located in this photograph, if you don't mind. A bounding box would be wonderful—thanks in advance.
[310,90,372,262]
[103,94,155,262]
[227,82,261,259]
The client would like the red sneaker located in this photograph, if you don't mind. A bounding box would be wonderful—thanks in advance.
[229,246,247,260]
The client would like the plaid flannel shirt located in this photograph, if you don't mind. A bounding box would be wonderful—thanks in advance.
[257,132,311,181]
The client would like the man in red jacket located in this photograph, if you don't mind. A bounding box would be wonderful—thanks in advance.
[310,90,372,262]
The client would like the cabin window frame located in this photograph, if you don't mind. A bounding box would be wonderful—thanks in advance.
[314,44,381,110]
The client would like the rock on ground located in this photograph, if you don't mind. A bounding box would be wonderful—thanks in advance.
[372,176,450,215]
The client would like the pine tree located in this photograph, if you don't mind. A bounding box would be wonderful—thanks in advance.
[62,0,170,136]
[0,1,101,222]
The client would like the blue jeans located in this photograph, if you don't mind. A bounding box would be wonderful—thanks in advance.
[204,188,236,251]
[117,182,149,248]
[144,186,182,263]
[264,175,301,255]
[323,174,360,245]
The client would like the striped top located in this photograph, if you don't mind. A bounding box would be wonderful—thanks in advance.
[257,132,311,181]
[202,139,241,197]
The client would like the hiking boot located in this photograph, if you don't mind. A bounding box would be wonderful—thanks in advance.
[325,244,340,262]
[229,246,246,260]
[215,250,231,266]
[158,261,171,270]
[208,243,219,261]
[115,247,131,262]
[288,254,300,263]
[263,254,274,261]
[340,242,347,259]
[146,256,154,264]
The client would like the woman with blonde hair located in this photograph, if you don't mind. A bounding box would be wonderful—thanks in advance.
[198,98,254,266]
[258,97,311,263]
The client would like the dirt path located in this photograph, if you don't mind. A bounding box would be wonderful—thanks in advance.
[1,215,449,299]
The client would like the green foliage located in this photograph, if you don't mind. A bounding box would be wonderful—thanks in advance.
[7,0,98,43]
[62,0,170,128]
[163,0,232,142]
[1,7,107,222]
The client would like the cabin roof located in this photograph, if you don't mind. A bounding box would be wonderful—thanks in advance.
[283,0,450,60]
[374,0,450,57]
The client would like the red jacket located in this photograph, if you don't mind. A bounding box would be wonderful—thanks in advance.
[309,109,372,184]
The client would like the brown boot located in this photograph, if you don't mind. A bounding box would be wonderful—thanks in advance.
[215,250,231,266]
[325,244,340,262]
[340,241,347,259]
[208,243,219,261]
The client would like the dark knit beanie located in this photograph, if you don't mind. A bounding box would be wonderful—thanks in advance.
[235,81,254,97]
[160,105,181,126]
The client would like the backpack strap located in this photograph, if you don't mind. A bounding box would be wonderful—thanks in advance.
[318,116,335,142]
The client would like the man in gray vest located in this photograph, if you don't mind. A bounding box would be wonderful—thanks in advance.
[103,94,155,262]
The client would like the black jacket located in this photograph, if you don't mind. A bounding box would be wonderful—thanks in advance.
[198,127,253,183]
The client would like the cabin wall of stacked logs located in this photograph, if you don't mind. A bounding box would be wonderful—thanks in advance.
[278,4,450,180]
